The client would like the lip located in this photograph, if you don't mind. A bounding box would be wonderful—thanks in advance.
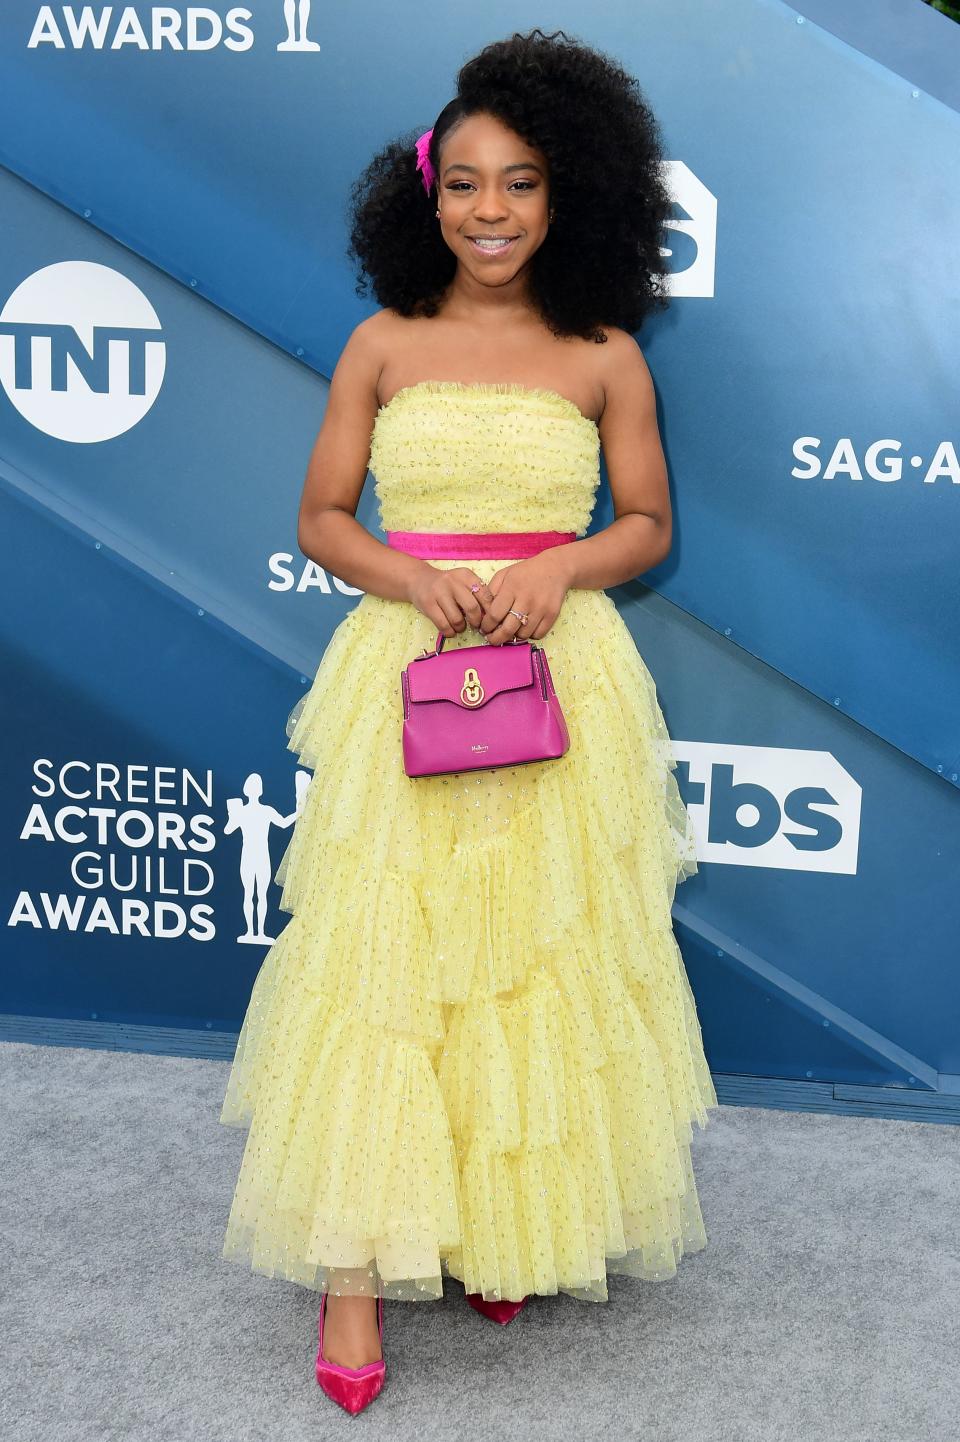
[466,235,520,259]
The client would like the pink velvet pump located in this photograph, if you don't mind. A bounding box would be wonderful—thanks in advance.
[315,1291,385,1415]
[465,1293,530,1325]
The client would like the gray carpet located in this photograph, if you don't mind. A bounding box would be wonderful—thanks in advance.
[1,1039,956,1442]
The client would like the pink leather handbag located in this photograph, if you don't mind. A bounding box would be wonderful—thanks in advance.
[401,630,570,778]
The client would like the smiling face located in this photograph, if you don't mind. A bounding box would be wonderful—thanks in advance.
[435,112,551,289]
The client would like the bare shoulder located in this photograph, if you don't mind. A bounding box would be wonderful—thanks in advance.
[320,314,392,426]
[345,308,428,398]
[330,309,402,400]
[598,325,649,365]
[342,306,413,354]
[341,308,394,361]
[595,327,652,416]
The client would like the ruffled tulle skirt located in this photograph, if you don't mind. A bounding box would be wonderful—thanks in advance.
[219,564,718,1302]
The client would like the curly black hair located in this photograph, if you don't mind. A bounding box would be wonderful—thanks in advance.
[346,28,673,343]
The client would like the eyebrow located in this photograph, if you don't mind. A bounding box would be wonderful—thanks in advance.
[442,161,545,178]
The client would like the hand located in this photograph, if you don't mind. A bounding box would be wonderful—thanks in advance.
[406,564,495,638]
[478,552,573,644]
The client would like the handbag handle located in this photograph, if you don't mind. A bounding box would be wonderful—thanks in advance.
[423,628,531,658]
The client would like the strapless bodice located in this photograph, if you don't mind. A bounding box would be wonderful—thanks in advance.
[368,380,601,536]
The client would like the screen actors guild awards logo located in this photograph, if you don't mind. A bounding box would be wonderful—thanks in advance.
[277,0,320,51]
[225,770,311,943]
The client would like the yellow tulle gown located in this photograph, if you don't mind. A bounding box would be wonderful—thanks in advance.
[219,380,719,1303]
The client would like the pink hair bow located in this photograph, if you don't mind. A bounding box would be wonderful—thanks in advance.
[414,128,435,195]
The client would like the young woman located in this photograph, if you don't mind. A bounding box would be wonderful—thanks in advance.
[219,27,718,1416]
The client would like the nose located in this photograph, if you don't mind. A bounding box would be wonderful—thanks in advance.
[470,187,510,223]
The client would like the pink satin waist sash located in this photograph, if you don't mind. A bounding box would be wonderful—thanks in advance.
[386,529,576,559]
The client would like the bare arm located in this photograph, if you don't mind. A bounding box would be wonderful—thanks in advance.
[296,318,428,602]
[477,333,670,642]
[554,331,672,590]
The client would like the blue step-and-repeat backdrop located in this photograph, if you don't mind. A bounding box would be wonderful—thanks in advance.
[1,0,958,1120]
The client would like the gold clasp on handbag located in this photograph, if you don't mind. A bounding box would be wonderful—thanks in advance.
[459,666,484,706]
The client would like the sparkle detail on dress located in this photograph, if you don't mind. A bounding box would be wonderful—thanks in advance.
[370,380,602,540]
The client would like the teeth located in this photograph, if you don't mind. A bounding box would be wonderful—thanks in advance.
[471,237,514,248]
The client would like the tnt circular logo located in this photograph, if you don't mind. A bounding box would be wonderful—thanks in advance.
[0,261,165,443]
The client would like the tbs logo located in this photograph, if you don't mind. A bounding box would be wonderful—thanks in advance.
[0,261,165,442]
[662,161,716,299]
[675,743,861,873]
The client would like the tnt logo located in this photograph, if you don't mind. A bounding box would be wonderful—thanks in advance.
[674,742,861,873]
[0,260,165,442]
